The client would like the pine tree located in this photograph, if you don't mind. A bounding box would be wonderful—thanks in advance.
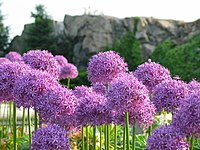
[25,4,57,53]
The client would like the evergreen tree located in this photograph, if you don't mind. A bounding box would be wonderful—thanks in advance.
[25,4,57,53]
[0,2,9,55]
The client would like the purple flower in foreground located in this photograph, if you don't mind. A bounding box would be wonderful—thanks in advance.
[31,124,70,150]
[145,125,189,150]
[172,91,200,137]
[0,58,10,64]
[59,63,78,79]
[92,82,107,95]
[151,79,188,113]
[87,50,128,84]
[13,69,59,108]
[36,86,77,129]
[187,79,200,93]
[75,91,108,126]
[5,51,22,62]
[73,85,93,99]
[106,73,155,127]
[54,55,68,67]
[0,62,30,102]
[22,50,61,78]
[133,59,171,92]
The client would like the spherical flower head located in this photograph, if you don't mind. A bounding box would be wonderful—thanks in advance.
[114,98,156,128]
[59,63,78,79]
[106,73,149,111]
[151,79,189,113]
[13,69,60,108]
[172,91,200,137]
[188,79,200,93]
[31,124,70,150]
[145,125,189,150]
[36,86,78,129]
[0,58,10,64]
[22,50,61,79]
[55,55,68,67]
[87,50,128,84]
[0,62,30,102]
[5,51,22,62]
[75,91,108,126]
[133,59,171,92]
[73,85,93,99]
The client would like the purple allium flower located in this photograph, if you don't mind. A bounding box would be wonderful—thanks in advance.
[36,86,78,129]
[151,79,189,113]
[75,91,108,126]
[133,59,171,92]
[54,55,68,67]
[0,57,10,64]
[106,73,155,127]
[13,69,60,108]
[59,63,78,79]
[172,91,200,137]
[22,50,61,78]
[145,125,189,150]
[92,82,107,95]
[73,85,93,99]
[187,79,200,93]
[87,50,128,84]
[31,124,70,150]
[0,62,30,102]
[5,51,22,62]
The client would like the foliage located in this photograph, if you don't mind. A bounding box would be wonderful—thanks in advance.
[151,40,176,65]
[162,34,200,82]
[0,2,9,55]
[24,4,57,53]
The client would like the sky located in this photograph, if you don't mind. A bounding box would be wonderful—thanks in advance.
[1,0,200,39]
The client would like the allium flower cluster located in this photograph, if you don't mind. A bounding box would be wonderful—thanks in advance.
[22,50,61,78]
[5,51,22,62]
[151,79,189,113]
[59,63,78,79]
[0,58,10,64]
[187,79,200,93]
[145,125,189,150]
[172,91,200,137]
[133,60,171,92]
[92,82,107,95]
[106,73,155,127]
[31,124,70,150]
[36,86,77,129]
[87,50,128,84]
[0,62,30,102]
[13,69,59,108]
[75,91,108,126]
[54,55,68,67]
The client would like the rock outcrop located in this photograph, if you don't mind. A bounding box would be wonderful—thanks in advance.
[9,15,200,69]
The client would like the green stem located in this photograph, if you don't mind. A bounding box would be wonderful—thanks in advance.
[34,109,38,131]
[13,103,17,150]
[132,124,136,150]
[126,112,130,150]
[21,108,25,136]
[82,125,85,150]
[99,126,102,150]
[123,126,126,150]
[114,124,117,150]
[93,126,96,150]
[28,108,31,145]
[190,135,194,150]
[67,78,71,88]
[147,125,152,137]
[104,125,107,150]
[86,126,89,150]
[107,124,110,150]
